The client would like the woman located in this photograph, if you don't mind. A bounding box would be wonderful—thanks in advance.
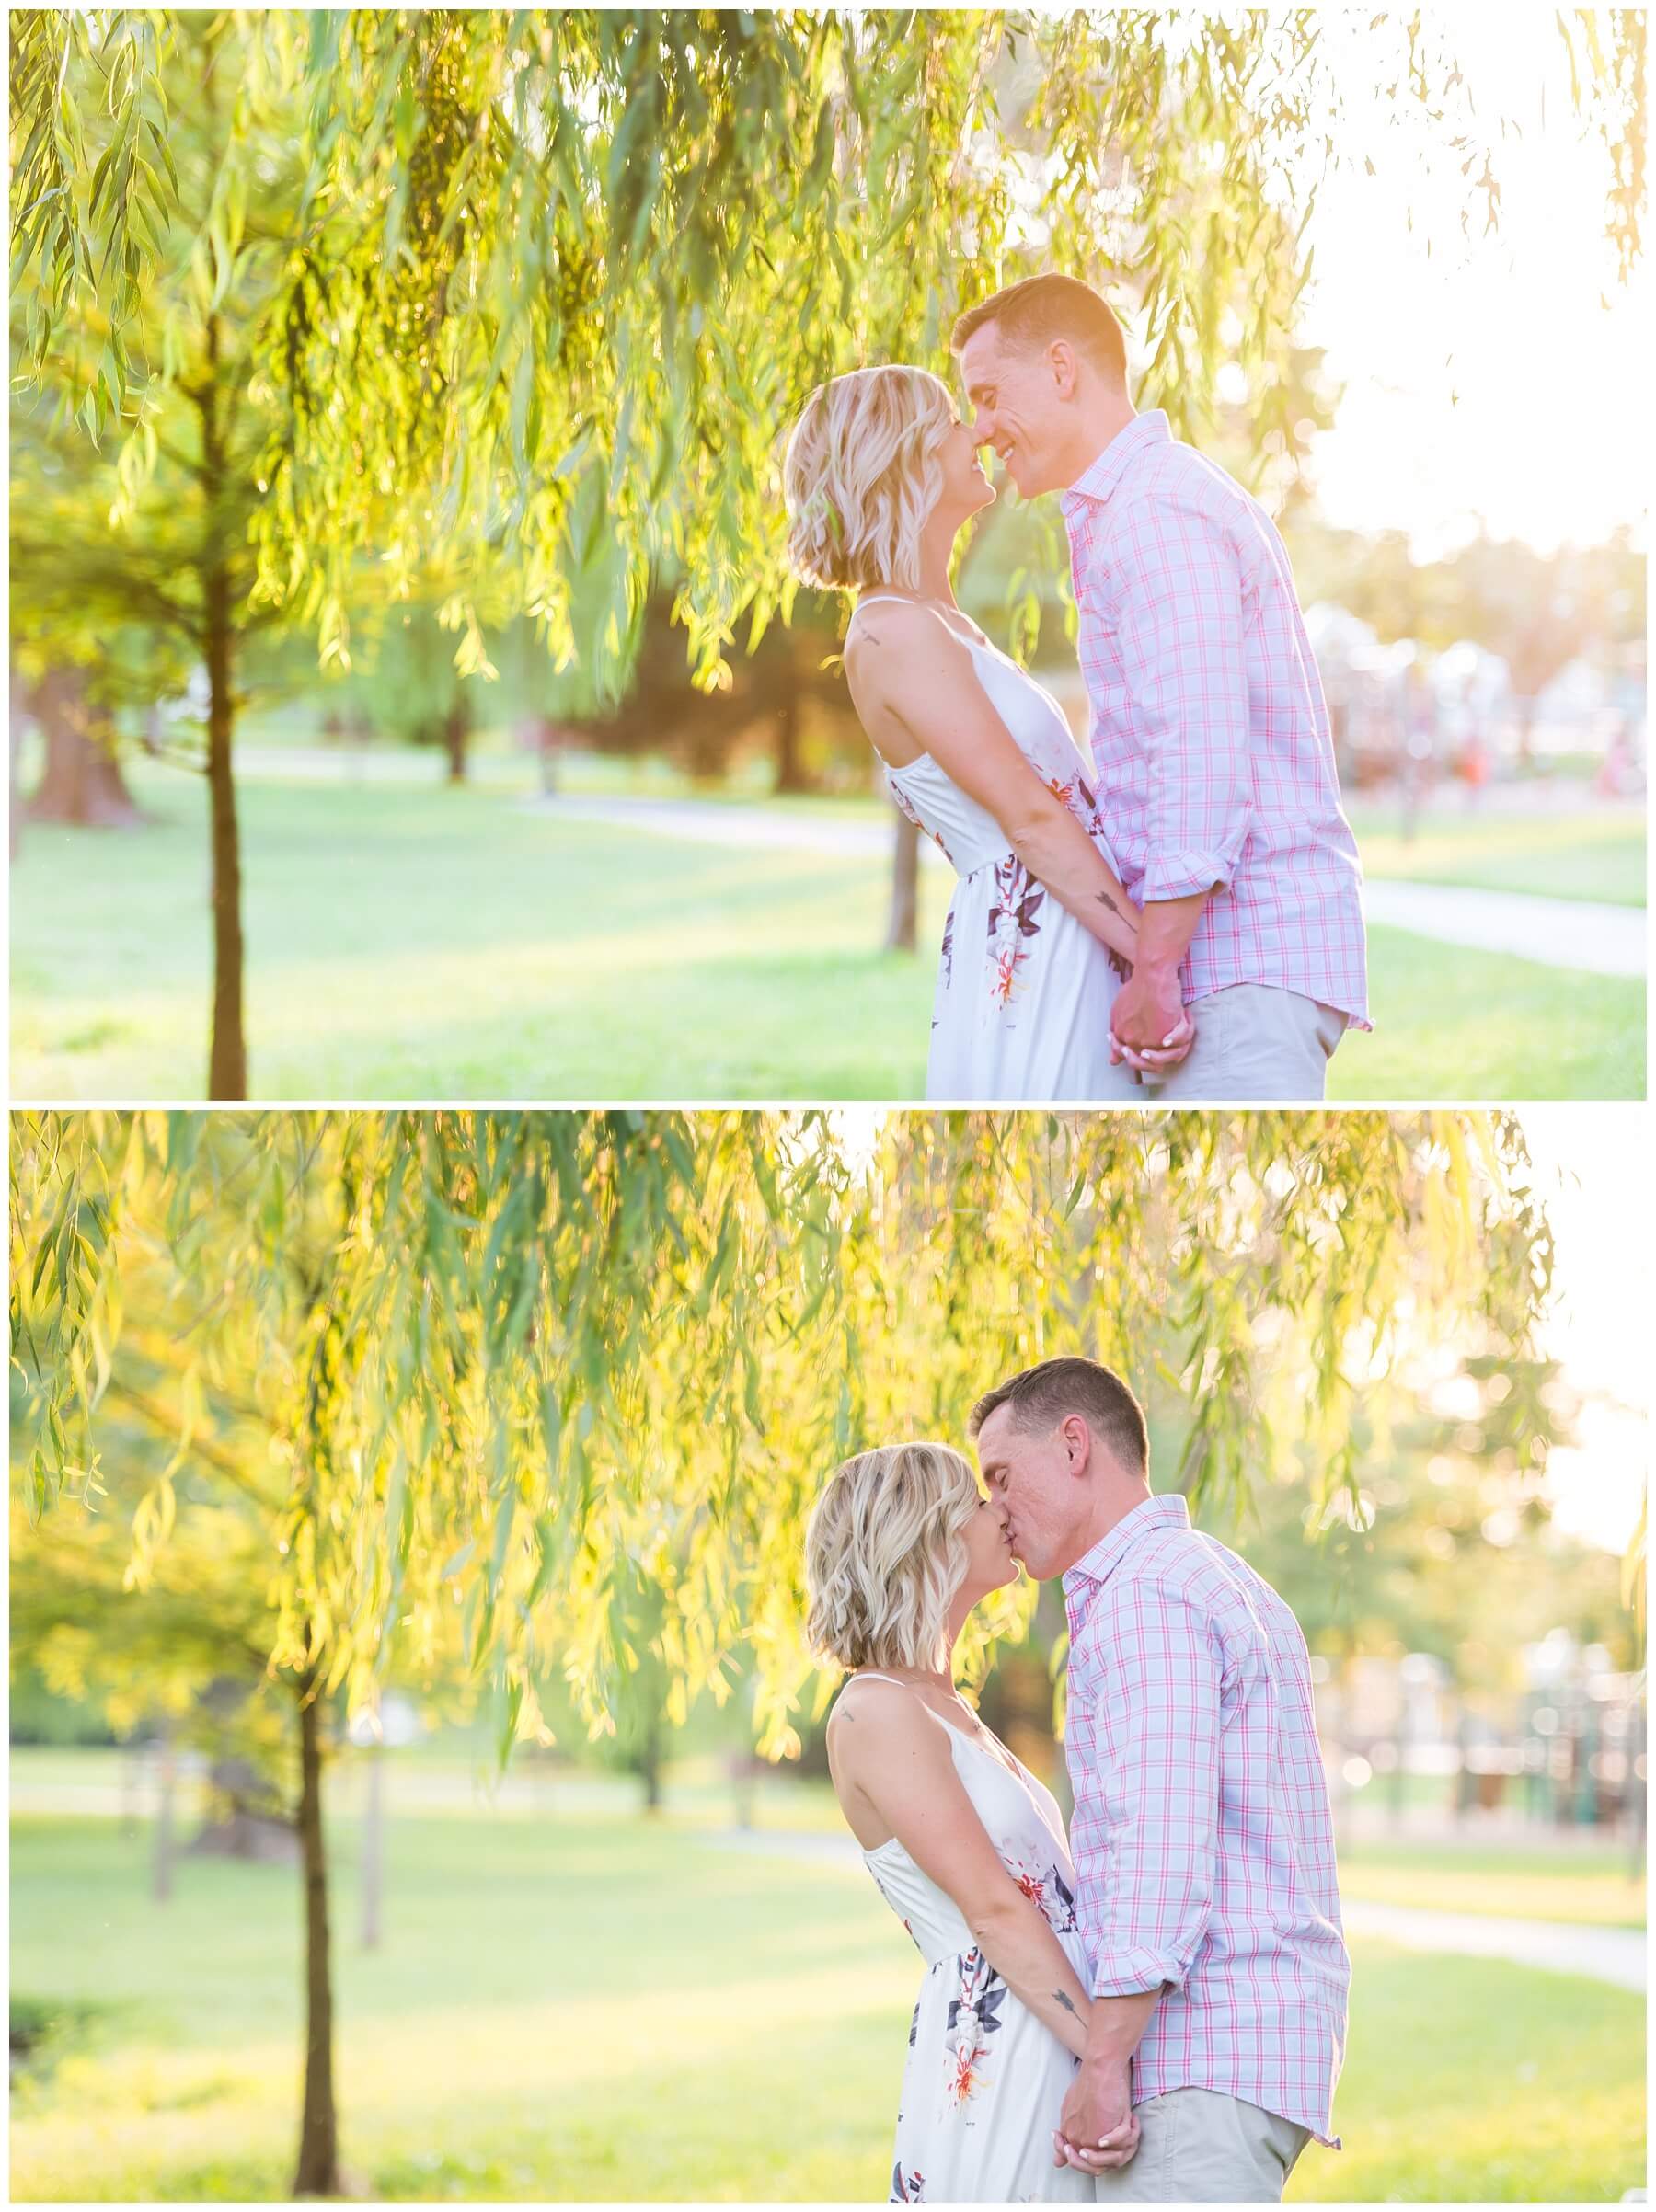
[804,1442,1138,2203]
[783,365,1191,1100]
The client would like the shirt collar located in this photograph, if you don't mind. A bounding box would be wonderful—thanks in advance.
[1060,409,1171,519]
[1062,1493,1190,1600]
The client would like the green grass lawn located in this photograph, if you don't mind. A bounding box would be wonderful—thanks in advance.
[1334,1838,1646,1929]
[9,1805,1646,2202]
[9,761,1646,1101]
[1347,802,1647,908]
[12,1746,1645,1923]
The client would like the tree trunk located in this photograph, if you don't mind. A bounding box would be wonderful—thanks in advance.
[884,806,920,953]
[24,667,144,828]
[1629,1700,1646,1883]
[536,719,560,797]
[119,1738,140,1839]
[190,1755,300,1862]
[293,1675,344,2198]
[1514,693,1538,768]
[361,1746,384,1953]
[730,1754,756,1831]
[200,314,248,1101]
[774,686,811,795]
[443,698,469,784]
[638,1713,663,1813]
[153,1725,176,1904]
[11,666,27,860]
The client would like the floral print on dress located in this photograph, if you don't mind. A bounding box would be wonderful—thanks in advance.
[1007,1856,1079,1934]
[945,1947,1008,2104]
[1042,770,1110,843]
[891,2163,926,2202]
[868,611,1138,1100]
[888,772,957,869]
[985,857,1043,1005]
[1073,774,1111,842]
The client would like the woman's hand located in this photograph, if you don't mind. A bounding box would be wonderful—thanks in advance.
[1110,1002,1197,1073]
[1054,2069,1141,2172]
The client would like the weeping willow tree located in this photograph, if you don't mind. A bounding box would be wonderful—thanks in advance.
[12,1106,1558,2193]
[14,8,1645,690]
[9,11,1647,1092]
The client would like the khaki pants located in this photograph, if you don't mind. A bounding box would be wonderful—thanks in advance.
[1140,984,1346,1104]
[1094,2088,1312,2204]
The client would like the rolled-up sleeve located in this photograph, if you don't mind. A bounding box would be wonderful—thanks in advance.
[1112,497,1252,902]
[1071,1576,1223,1998]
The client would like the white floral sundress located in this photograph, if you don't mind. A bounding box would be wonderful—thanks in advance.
[852,596,1133,1102]
[848,1677,1098,2204]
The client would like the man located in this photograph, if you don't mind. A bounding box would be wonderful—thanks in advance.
[972,1354,1350,2203]
[953,274,1371,1102]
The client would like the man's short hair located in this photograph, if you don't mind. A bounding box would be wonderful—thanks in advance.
[968,1354,1148,1473]
[950,273,1128,387]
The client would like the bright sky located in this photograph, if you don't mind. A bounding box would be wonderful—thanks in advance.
[1292,13,1650,558]
[1517,1107,1649,1558]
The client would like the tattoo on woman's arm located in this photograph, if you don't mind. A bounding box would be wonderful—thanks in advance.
[1096,889,1121,916]
[1053,1989,1079,2018]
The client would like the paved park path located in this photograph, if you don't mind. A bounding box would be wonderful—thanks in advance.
[221,754,1642,977]
[696,1827,1647,1993]
[530,794,1647,979]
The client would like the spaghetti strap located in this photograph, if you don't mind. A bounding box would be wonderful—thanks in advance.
[848,594,951,631]
[847,595,987,657]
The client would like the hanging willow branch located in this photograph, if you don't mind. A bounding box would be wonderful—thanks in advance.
[12,1108,1554,1757]
[10,10,1645,694]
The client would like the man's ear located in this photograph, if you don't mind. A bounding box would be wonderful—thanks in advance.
[1063,1413,1090,1473]
[1048,339,1079,399]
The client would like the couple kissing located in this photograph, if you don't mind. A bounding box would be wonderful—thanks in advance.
[784,273,1371,1106]
[805,1354,1351,2204]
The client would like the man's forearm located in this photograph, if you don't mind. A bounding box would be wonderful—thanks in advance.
[1109,888,1209,1057]
[1134,890,1209,974]
[1080,1985,1163,2071]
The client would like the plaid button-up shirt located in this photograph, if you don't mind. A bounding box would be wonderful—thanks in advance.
[1062,412,1371,1026]
[1064,1494,1350,2147]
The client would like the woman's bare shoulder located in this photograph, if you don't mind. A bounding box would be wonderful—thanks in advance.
[844,602,968,718]
[845,599,962,666]
[828,1674,938,1766]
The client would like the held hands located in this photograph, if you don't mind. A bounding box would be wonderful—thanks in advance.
[1053,2057,1140,2174]
[1109,957,1195,1074]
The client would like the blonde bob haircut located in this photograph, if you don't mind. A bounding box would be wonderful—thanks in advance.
[783,364,959,594]
[804,1440,983,1672]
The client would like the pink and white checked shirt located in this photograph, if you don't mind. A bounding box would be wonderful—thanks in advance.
[1062,411,1371,1026]
[1064,1494,1350,2147]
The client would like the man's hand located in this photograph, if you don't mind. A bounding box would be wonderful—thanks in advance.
[1110,1008,1196,1074]
[1112,888,1208,1071]
[1110,965,1196,1074]
[1110,957,1188,1057]
[1054,2057,1139,2173]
